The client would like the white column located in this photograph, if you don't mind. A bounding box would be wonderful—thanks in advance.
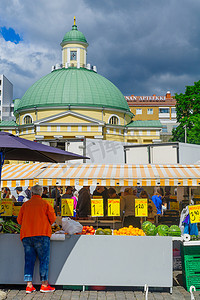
[77,48,80,66]
[67,48,70,64]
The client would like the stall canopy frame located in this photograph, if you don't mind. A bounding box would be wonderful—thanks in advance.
[1,163,200,187]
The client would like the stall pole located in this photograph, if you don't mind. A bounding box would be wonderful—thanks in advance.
[189,187,192,204]
[0,151,5,189]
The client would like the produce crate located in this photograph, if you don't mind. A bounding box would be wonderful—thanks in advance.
[180,243,200,256]
[63,285,88,291]
[183,272,200,292]
[182,256,200,275]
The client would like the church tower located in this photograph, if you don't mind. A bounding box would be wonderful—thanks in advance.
[60,17,89,68]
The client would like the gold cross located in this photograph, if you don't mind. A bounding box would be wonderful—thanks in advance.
[74,16,76,26]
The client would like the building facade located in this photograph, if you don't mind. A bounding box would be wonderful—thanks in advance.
[125,92,177,142]
[0,75,14,121]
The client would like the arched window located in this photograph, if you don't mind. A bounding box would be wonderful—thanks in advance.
[23,115,32,124]
[109,115,119,125]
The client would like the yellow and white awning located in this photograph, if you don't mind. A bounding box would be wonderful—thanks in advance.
[1,163,200,187]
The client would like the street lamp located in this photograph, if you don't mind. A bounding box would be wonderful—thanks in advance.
[183,125,187,143]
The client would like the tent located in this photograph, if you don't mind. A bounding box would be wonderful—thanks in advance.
[1,163,200,188]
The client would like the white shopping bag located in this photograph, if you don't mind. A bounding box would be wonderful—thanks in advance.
[62,217,83,235]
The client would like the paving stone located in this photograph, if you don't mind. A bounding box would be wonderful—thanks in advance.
[132,291,144,300]
[152,293,164,299]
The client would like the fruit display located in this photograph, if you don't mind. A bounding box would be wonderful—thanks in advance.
[51,224,62,233]
[113,225,145,236]
[157,224,169,236]
[95,228,112,235]
[0,220,21,234]
[145,224,157,236]
[81,226,95,235]
[168,225,181,237]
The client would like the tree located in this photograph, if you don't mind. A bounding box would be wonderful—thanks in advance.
[172,80,200,144]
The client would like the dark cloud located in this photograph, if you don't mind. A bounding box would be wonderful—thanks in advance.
[1,0,200,98]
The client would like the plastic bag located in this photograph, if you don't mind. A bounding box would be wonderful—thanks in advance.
[62,217,83,235]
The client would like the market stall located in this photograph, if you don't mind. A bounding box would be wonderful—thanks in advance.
[1,163,200,291]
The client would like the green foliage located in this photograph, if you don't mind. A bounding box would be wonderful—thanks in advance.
[172,80,200,144]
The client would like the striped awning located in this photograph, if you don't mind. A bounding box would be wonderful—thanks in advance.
[1,163,200,187]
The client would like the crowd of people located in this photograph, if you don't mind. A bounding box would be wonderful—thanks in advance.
[2,185,171,228]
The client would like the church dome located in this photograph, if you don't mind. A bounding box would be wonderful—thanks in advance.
[61,24,88,46]
[15,67,130,112]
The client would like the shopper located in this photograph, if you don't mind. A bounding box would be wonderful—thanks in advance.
[93,186,109,215]
[25,186,32,200]
[17,185,56,294]
[121,187,141,228]
[62,186,77,216]
[140,190,157,222]
[76,186,91,218]
[42,187,49,198]
[15,187,29,202]
[107,187,118,199]
[152,188,163,215]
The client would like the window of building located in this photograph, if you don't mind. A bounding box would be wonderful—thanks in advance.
[70,51,77,61]
[136,109,142,115]
[159,108,169,114]
[147,108,153,114]
[0,80,1,86]
[162,125,168,132]
[109,116,119,125]
[171,107,176,114]
[23,115,32,124]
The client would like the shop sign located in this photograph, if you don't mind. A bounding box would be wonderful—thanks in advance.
[13,205,21,216]
[107,199,120,216]
[135,198,148,217]
[61,199,74,216]
[43,198,54,208]
[91,199,104,217]
[0,200,13,216]
[189,205,200,223]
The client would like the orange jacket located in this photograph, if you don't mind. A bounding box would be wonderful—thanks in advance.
[17,195,56,240]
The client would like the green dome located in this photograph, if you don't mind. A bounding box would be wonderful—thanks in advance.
[16,68,131,112]
[61,25,88,45]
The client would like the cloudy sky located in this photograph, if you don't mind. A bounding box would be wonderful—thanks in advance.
[0,0,200,99]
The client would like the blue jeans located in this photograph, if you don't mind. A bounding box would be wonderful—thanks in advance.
[22,236,50,282]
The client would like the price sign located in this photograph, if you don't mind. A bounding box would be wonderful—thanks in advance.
[91,199,104,217]
[170,202,179,210]
[107,199,120,216]
[61,199,74,216]
[189,205,200,223]
[135,198,148,217]
[43,198,54,208]
[0,200,13,216]
[13,205,21,216]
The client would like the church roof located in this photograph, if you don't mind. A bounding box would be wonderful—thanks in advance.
[15,68,131,113]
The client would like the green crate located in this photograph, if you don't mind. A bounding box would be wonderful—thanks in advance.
[63,285,88,291]
[183,257,200,275]
[181,244,200,256]
[183,273,200,292]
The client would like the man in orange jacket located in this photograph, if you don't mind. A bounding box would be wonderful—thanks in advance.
[17,185,56,294]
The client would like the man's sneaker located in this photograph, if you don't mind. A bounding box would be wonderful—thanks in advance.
[26,286,36,294]
[40,284,55,293]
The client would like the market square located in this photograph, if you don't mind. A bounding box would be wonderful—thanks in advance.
[0,1,200,299]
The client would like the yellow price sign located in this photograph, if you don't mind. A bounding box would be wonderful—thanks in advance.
[170,202,179,210]
[43,198,54,209]
[189,205,200,223]
[61,199,74,216]
[91,199,104,217]
[107,199,120,216]
[13,205,21,216]
[135,198,148,217]
[0,200,13,216]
